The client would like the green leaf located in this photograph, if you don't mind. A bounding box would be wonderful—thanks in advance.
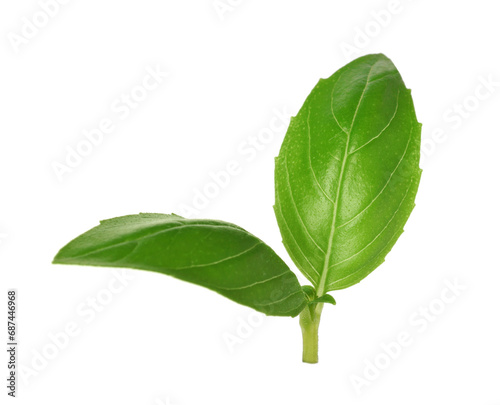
[274,54,422,295]
[311,294,336,306]
[301,286,336,305]
[301,285,316,302]
[53,213,307,317]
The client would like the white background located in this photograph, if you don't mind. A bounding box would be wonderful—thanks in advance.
[1,1,499,404]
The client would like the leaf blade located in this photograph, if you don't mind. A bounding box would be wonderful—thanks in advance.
[275,54,421,294]
[311,294,336,306]
[54,213,307,317]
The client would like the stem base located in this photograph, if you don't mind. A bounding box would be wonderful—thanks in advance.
[299,303,323,364]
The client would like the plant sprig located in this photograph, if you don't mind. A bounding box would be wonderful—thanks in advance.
[54,54,422,363]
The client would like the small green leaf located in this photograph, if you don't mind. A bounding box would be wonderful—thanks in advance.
[275,54,421,295]
[311,294,336,306]
[301,285,316,302]
[53,213,307,317]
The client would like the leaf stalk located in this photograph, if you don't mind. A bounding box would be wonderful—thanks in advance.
[299,302,323,363]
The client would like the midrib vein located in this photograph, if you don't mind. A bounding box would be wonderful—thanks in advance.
[316,63,376,296]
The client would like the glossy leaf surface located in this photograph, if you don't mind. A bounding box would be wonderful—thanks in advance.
[54,213,307,316]
[275,54,421,294]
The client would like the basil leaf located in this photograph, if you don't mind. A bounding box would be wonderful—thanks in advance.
[301,286,336,305]
[301,285,316,302]
[311,294,336,306]
[53,213,307,317]
[275,54,421,295]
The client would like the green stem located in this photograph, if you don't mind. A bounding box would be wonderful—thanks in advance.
[299,303,323,364]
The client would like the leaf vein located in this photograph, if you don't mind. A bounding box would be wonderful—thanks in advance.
[329,176,414,270]
[348,89,400,155]
[275,193,320,279]
[330,72,349,135]
[306,108,335,204]
[256,289,304,307]
[208,271,289,291]
[284,155,326,254]
[65,224,248,260]
[172,242,263,270]
[317,61,378,296]
[338,121,414,229]
[326,223,402,290]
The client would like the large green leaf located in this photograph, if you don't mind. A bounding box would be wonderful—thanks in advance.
[53,213,307,317]
[275,54,421,295]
